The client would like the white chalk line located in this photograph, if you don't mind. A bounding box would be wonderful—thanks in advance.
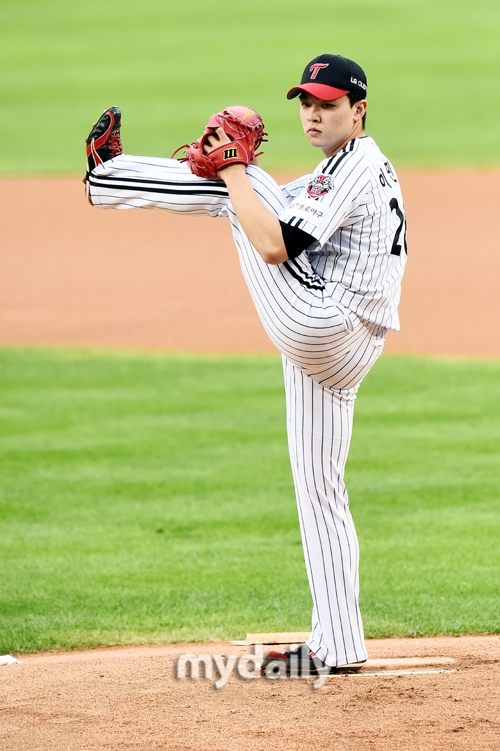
[328,668,457,678]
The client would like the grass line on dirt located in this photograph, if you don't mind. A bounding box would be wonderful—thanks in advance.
[0,347,499,653]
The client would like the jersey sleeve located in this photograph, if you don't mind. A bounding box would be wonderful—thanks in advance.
[279,174,311,203]
[278,146,371,248]
[279,221,316,259]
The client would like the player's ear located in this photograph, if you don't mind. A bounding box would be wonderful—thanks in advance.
[353,100,367,121]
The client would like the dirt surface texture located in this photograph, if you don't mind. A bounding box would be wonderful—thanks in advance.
[1,171,500,358]
[1,636,499,750]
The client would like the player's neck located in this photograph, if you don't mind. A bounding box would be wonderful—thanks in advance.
[322,126,365,158]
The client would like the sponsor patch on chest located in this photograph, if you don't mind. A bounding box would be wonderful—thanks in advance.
[307,174,334,198]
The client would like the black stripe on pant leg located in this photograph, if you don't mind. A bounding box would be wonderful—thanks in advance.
[88,177,229,199]
[89,173,227,191]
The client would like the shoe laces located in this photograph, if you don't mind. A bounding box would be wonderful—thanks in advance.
[108,131,122,157]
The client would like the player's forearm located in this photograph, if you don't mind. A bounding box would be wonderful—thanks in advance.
[221,166,288,265]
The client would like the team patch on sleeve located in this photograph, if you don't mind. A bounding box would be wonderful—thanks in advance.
[307,174,334,198]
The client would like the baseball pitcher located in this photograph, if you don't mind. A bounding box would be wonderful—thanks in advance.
[84,53,407,676]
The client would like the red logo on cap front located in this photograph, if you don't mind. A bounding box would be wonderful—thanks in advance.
[309,63,329,80]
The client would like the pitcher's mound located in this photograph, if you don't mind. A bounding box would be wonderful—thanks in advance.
[2,635,499,750]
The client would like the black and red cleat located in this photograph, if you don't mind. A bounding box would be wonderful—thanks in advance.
[85,106,122,178]
[261,643,366,678]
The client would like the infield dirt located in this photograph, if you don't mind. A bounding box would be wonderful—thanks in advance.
[2,636,500,750]
[1,173,500,750]
[1,171,500,358]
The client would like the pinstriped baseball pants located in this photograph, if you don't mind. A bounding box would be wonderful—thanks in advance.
[88,155,386,666]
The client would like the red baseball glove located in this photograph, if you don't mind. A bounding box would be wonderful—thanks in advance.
[172,106,267,179]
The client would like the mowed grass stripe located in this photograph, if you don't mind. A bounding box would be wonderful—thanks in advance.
[0,347,499,652]
[1,0,500,174]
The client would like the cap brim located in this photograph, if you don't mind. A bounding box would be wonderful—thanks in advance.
[286,83,350,101]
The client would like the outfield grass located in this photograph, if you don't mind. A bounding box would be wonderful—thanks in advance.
[0,347,499,653]
[1,0,500,175]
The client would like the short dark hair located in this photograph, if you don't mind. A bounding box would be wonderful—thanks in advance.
[348,91,367,129]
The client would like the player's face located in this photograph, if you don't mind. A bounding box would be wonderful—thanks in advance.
[299,93,366,157]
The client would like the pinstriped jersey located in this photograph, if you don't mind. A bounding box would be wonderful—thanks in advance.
[278,137,407,331]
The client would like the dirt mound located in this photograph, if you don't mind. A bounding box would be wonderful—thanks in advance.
[2,635,499,750]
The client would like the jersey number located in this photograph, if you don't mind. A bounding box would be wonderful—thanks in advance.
[389,198,408,256]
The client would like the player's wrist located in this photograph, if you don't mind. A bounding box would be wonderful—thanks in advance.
[217,163,247,182]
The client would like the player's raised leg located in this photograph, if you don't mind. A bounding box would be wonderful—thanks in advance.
[85,107,231,217]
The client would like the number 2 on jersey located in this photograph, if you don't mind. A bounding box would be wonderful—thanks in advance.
[389,198,408,256]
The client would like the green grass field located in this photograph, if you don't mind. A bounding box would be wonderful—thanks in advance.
[1,0,500,174]
[1,348,499,653]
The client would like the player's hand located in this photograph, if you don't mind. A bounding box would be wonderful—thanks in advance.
[203,127,231,154]
[203,127,246,181]
[203,127,260,168]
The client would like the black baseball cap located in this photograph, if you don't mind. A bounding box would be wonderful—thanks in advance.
[287,54,367,101]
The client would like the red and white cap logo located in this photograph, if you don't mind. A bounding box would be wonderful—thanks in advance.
[309,63,329,80]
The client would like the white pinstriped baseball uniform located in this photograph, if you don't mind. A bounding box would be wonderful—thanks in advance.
[87,135,406,667]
